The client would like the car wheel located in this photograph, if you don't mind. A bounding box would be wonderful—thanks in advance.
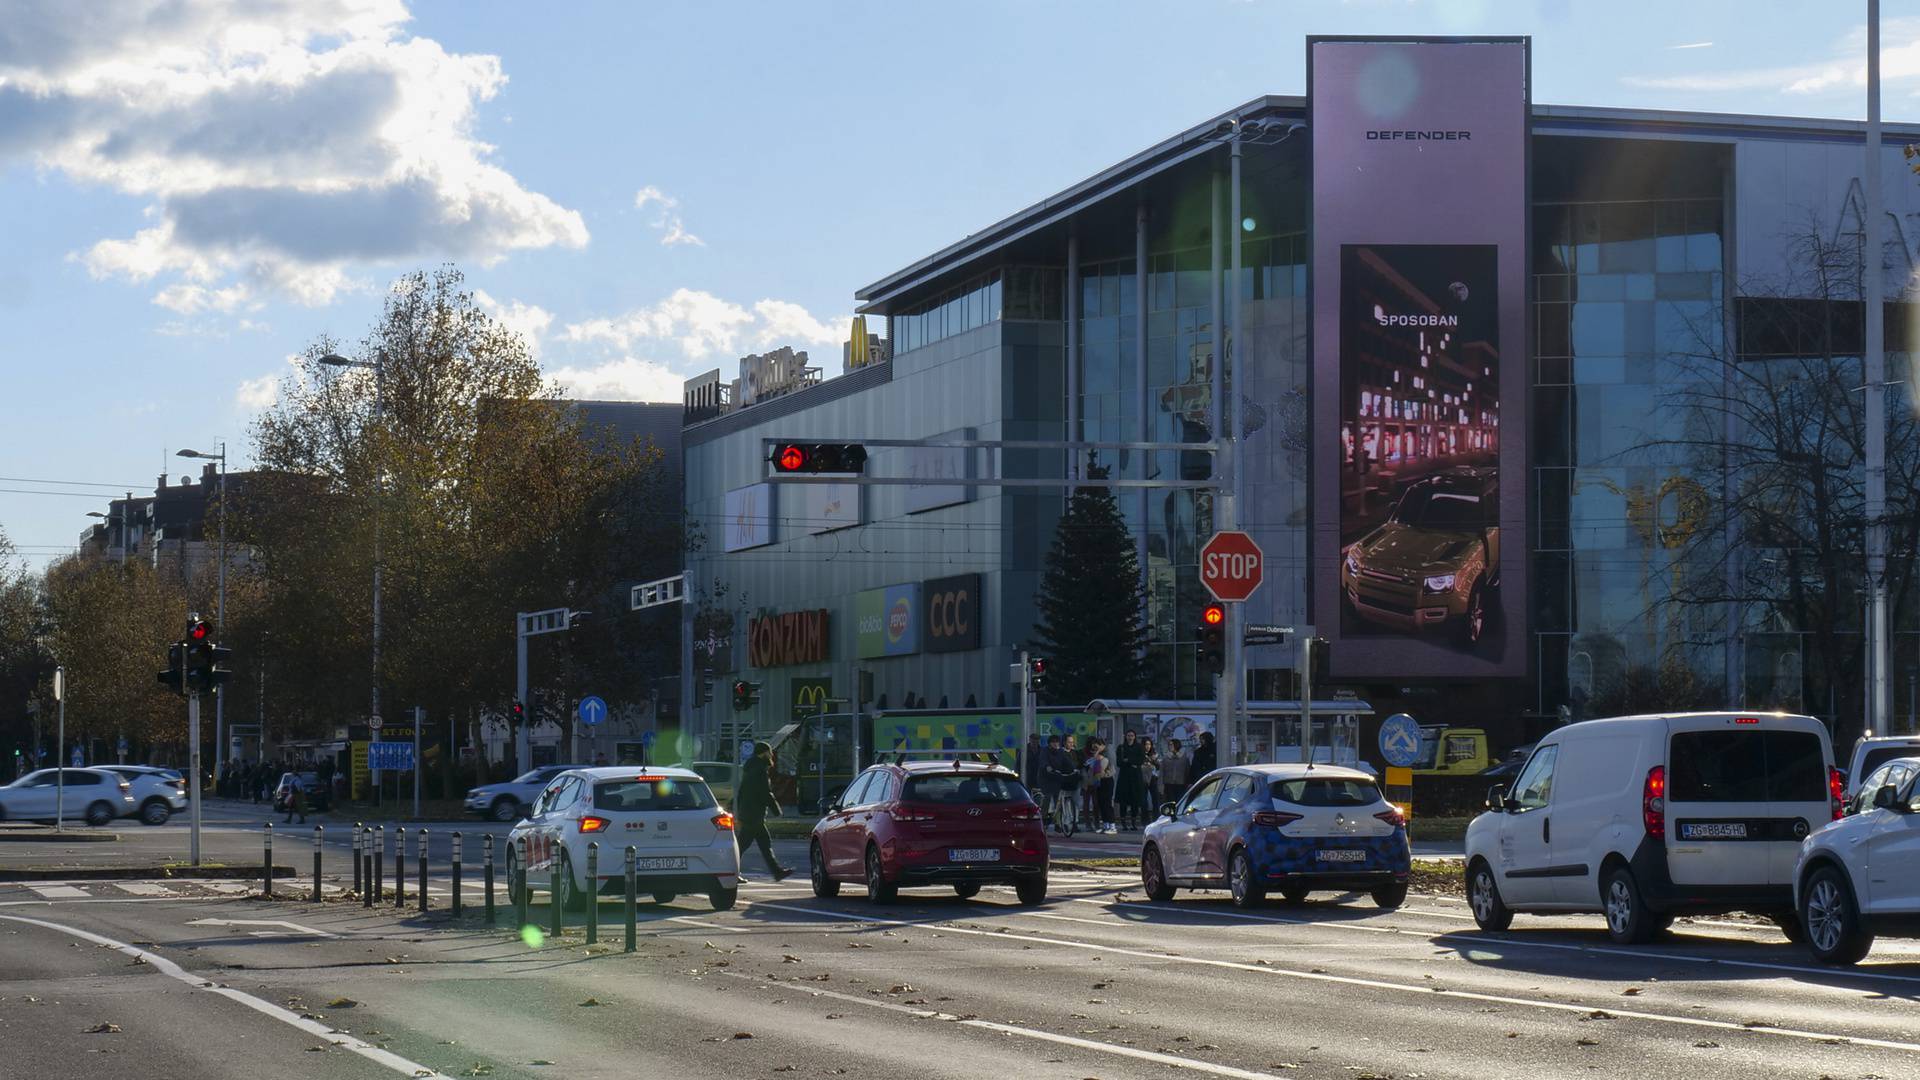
[140,799,171,826]
[865,846,897,905]
[1772,912,1806,944]
[1228,847,1265,908]
[709,886,738,912]
[1467,860,1513,931]
[1371,882,1408,909]
[1014,875,1048,906]
[952,883,981,900]
[809,842,840,899]
[651,891,677,905]
[556,853,586,914]
[506,849,524,908]
[1460,582,1488,645]
[85,801,113,827]
[1140,844,1176,902]
[1602,866,1656,945]
[1802,866,1873,966]
[490,797,520,822]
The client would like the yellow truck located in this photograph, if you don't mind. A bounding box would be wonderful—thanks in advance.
[1413,726,1491,776]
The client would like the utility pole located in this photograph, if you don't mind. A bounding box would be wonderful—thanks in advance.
[413,705,423,820]
[1225,132,1246,762]
[1865,0,1891,737]
[53,667,64,833]
[188,690,202,865]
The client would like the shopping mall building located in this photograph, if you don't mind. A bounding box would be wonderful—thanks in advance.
[681,38,1920,757]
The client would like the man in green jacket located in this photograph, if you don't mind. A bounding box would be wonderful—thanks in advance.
[735,742,793,882]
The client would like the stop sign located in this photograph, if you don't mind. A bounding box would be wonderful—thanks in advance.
[1200,531,1264,602]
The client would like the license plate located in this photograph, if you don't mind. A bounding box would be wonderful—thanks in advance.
[1315,849,1367,863]
[1679,823,1747,840]
[635,856,688,871]
[949,848,1000,862]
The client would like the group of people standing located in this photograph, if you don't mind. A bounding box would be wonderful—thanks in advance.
[1024,728,1217,834]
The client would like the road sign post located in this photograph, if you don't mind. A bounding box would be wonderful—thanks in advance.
[52,667,64,834]
[1200,532,1263,762]
[1378,712,1421,826]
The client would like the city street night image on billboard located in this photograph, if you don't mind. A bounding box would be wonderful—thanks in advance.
[1336,243,1502,654]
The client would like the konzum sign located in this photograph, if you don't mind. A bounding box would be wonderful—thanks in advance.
[748,609,831,667]
[923,573,982,653]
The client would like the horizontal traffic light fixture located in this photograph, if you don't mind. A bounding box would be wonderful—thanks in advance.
[769,442,868,475]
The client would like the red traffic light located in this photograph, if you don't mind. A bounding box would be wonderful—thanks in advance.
[1201,603,1225,626]
[188,620,210,641]
[775,444,807,472]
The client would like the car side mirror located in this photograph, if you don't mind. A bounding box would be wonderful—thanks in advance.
[826,803,842,814]
[1486,784,1509,812]
[1159,801,1178,819]
[1873,785,1899,811]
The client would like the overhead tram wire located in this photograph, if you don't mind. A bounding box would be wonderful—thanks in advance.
[0,476,154,489]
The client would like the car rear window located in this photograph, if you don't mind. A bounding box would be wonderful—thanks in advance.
[901,774,1031,805]
[593,778,715,812]
[1859,746,1920,777]
[1670,730,1826,803]
[1269,778,1380,807]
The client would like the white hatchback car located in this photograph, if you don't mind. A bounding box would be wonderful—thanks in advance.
[1794,755,1920,965]
[506,766,742,912]
[0,768,137,826]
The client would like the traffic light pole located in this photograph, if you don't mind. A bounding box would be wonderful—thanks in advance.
[188,690,202,865]
[515,624,528,772]
[1018,649,1034,759]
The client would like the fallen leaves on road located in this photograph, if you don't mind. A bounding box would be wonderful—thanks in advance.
[847,942,873,949]
[782,955,803,963]
[1583,1010,1615,1021]
[1621,987,1643,996]
[577,998,603,1007]
[1575,1038,1599,1047]
[888,984,915,994]
[1692,1041,1720,1049]
[460,1065,494,1077]
[84,1022,120,1034]
[732,1032,753,1039]
[327,997,359,1008]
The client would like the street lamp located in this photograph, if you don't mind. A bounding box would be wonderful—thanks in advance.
[178,445,226,775]
[320,352,385,732]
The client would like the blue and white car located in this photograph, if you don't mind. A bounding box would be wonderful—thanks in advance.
[1140,764,1411,909]
[465,764,584,821]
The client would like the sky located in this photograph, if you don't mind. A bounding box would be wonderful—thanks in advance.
[3,0,1919,567]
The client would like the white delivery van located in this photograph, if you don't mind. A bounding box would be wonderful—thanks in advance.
[1464,712,1839,944]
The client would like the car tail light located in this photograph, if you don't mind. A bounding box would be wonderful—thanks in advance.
[711,812,735,831]
[1734,716,1760,725]
[1374,808,1406,828]
[577,816,610,834]
[1643,765,1666,838]
[1829,766,1846,822]
[893,806,937,822]
[1251,810,1303,828]
[1010,806,1041,822]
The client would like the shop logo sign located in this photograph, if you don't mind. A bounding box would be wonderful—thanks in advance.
[749,609,831,667]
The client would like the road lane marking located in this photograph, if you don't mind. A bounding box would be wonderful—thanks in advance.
[670,916,748,933]
[0,897,228,908]
[112,882,176,896]
[186,917,335,937]
[747,900,1920,1054]
[719,970,1286,1080]
[0,913,449,1077]
[27,885,86,898]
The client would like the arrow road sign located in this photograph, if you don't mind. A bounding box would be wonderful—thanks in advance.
[578,695,607,727]
[1378,713,1423,769]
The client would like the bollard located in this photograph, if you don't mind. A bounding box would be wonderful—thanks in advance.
[312,825,324,902]
[624,846,637,953]
[549,855,563,937]
[362,830,373,908]
[585,843,599,945]
[483,834,495,925]
[417,829,428,915]
[352,822,363,894]
[514,835,528,931]
[452,832,464,917]
[395,827,407,908]
[263,823,273,898]
[375,826,385,904]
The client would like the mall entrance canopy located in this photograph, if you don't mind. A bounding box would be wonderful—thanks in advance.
[1084,699,1376,772]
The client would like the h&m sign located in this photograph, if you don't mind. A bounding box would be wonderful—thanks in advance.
[748,609,831,667]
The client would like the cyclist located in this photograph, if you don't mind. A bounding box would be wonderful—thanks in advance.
[1044,734,1082,836]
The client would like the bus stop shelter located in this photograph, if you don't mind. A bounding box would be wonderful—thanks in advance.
[1084,699,1376,771]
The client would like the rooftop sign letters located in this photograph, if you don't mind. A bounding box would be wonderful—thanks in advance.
[749,609,831,667]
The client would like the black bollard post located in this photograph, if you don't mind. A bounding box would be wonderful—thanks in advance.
[549,856,562,937]
[262,823,273,898]
[624,845,637,954]
[451,832,464,917]
[513,835,528,931]
[395,827,407,908]
[362,830,373,908]
[585,843,599,946]
[417,828,428,915]
[483,834,495,925]
[375,826,385,904]
[352,822,363,895]
[312,825,324,902]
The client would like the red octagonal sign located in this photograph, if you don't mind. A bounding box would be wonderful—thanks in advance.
[1200,530,1264,603]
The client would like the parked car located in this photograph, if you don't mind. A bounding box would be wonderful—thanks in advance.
[809,758,1048,905]
[1141,764,1411,909]
[272,771,331,813]
[506,766,740,912]
[1842,735,1920,797]
[1465,711,1841,945]
[106,765,188,825]
[1793,755,1920,965]
[0,768,137,826]
[465,765,585,821]
[1340,467,1500,644]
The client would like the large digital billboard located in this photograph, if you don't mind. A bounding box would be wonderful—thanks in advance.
[1309,37,1528,679]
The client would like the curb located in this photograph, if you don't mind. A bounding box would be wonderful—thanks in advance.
[0,864,296,882]
[0,830,120,843]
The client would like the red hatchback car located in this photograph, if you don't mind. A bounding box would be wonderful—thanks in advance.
[809,758,1049,904]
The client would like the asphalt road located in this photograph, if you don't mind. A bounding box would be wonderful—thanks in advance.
[6,831,1920,1080]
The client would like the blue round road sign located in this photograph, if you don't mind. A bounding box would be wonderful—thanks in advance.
[577,695,608,727]
[1378,713,1422,768]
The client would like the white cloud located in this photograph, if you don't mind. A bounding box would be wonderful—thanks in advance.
[7,1,586,312]
[1625,18,1920,95]
[545,357,684,402]
[474,288,553,358]
[1667,41,1714,50]
[235,373,280,410]
[560,288,841,361]
[633,184,703,247]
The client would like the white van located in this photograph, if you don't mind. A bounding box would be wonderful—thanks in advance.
[1464,712,1839,944]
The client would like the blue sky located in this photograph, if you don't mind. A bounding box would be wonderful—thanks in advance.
[3,0,1917,566]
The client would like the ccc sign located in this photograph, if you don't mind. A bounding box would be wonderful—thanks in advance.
[922,573,982,653]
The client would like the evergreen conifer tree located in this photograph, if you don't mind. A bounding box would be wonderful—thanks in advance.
[1031,460,1150,705]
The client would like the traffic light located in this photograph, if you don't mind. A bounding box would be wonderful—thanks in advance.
[206,644,233,688]
[511,699,525,725]
[769,442,868,475]
[731,680,761,712]
[158,642,186,697]
[1027,656,1049,693]
[182,616,213,693]
[1198,603,1226,669]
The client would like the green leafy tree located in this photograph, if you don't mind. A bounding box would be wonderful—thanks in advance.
[0,528,51,766]
[1031,463,1150,706]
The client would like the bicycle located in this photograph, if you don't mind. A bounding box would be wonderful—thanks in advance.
[1050,786,1080,838]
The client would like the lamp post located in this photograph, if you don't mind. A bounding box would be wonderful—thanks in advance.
[320,352,385,732]
[177,445,226,775]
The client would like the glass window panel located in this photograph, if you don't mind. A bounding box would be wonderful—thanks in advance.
[1686,231,1722,273]
[1536,467,1571,550]
[1600,203,1655,273]
[1571,301,1626,355]
[1572,204,1603,274]
[1623,301,1656,355]
[1538,302,1570,357]
[1100,271,1120,318]
[1572,355,1626,383]
[989,276,1003,321]
[1534,387,1571,466]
